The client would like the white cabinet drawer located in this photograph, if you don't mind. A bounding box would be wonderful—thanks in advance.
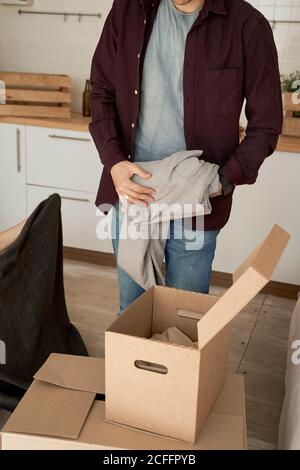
[26,185,113,254]
[26,126,102,193]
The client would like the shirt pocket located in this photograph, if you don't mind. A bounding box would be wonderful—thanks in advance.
[204,67,243,116]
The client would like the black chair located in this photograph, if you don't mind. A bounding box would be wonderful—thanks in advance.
[0,194,88,411]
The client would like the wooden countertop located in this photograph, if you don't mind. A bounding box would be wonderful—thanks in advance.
[0,113,300,153]
[0,113,90,132]
[277,135,300,154]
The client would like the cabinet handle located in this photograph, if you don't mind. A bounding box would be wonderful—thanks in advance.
[61,196,90,203]
[16,128,21,173]
[48,134,91,142]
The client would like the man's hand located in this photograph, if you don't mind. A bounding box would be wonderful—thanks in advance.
[110,161,156,207]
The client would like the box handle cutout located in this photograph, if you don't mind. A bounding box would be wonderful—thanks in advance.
[177,309,204,321]
[134,360,168,375]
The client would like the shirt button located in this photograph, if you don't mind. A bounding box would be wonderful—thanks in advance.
[138,53,140,59]
[131,123,135,128]
[144,19,147,24]
[128,155,132,160]
[134,90,138,95]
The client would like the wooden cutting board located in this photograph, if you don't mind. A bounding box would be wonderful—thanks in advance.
[0,72,71,119]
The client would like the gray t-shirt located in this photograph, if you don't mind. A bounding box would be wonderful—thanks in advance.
[133,0,201,162]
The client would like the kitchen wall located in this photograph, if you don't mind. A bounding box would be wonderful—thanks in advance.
[0,0,113,112]
[0,0,299,113]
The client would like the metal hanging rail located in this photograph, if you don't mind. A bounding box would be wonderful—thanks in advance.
[16,9,300,27]
[270,20,300,29]
[17,10,101,22]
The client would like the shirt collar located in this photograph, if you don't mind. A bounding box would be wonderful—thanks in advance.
[210,0,227,15]
[139,0,228,16]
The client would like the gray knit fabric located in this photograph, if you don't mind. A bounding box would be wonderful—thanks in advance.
[117,150,220,290]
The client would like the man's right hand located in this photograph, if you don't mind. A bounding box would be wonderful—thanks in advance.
[110,161,156,207]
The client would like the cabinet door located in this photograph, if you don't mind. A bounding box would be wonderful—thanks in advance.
[0,124,26,231]
[26,126,101,193]
[27,185,114,253]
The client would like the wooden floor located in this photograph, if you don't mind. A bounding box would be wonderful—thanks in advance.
[0,259,297,450]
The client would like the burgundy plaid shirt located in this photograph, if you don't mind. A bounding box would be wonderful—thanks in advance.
[89,0,282,230]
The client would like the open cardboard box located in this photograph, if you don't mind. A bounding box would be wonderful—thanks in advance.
[105,225,290,443]
[1,353,247,450]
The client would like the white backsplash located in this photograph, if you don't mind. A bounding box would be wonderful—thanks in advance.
[0,0,299,112]
[0,0,113,113]
[247,0,300,74]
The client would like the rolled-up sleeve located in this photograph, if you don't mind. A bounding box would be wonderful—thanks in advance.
[221,16,283,185]
[89,1,126,173]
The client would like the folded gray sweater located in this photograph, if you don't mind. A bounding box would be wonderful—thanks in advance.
[117,150,220,290]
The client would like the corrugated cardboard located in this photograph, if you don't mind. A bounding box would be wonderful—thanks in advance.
[105,225,290,443]
[1,353,247,450]
[197,224,291,349]
[3,354,105,440]
[34,353,104,393]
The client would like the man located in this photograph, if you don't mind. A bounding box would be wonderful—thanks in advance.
[89,0,282,311]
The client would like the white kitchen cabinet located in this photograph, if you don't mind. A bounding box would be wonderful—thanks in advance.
[214,150,300,285]
[27,185,113,254]
[0,123,26,231]
[0,120,112,254]
[26,126,101,194]
[25,125,112,253]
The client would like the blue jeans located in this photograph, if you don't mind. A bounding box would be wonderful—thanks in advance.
[112,204,220,313]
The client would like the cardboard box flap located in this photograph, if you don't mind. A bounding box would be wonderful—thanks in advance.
[197,225,290,349]
[34,353,105,394]
[3,380,95,440]
[232,224,290,283]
